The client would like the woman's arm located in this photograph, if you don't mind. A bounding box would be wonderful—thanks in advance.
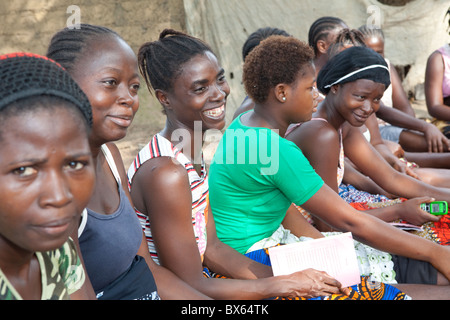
[390,62,415,116]
[425,51,450,120]
[203,202,274,279]
[301,184,450,282]
[285,120,342,231]
[288,121,438,225]
[343,124,450,202]
[364,114,419,178]
[107,143,210,300]
[342,158,394,198]
[378,61,450,152]
[286,121,340,191]
[281,204,325,239]
[204,202,324,280]
[376,106,450,153]
[137,233,211,300]
[130,157,348,299]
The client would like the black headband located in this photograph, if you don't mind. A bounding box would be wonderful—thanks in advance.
[317,46,391,94]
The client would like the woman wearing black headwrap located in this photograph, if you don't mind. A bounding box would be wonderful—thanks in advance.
[0,52,96,299]
[286,46,450,289]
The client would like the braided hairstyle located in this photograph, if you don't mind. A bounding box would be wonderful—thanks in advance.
[308,16,347,56]
[242,27,291,61]
[46,23,121,72]
[0,52,92,129]
[358,25,385,42]
[138,29,214,96]
[327,28,366,59]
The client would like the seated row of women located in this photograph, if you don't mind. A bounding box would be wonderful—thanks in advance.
[1,12,450,300]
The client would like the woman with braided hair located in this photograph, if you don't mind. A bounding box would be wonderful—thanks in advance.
[47,24,209,300]
[0,52,95,300]
[308,16,348,77]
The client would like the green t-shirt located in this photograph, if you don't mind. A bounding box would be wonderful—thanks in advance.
[209,115,323,254]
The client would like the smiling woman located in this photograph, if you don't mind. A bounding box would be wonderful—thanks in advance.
[46,24,211,301]
[286,46,450,230]
[209,37,450,300]
[126,30,349,300]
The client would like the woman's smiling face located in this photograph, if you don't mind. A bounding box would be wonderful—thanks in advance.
[161,51,230,132]
[71,35,141,144]
[333,78,385,126]
[0,105,94,253]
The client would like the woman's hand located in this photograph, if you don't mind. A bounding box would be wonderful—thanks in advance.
[276,268,351,299]
[422,121,450,153]
[396,197,442,225]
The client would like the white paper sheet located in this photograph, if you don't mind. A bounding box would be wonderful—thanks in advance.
[268,232,361,288]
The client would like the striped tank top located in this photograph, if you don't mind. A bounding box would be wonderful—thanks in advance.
[127,133,208,265]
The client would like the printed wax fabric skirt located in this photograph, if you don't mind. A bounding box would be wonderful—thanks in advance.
[202,228,409,300]
[202,253,408,300]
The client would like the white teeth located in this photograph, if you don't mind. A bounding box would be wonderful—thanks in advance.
[203,105,224,117]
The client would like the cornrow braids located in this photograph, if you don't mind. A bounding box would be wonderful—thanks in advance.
[308,16,347,55]
[0,52,92,127]
[358,25,385,42]
[138,29,214,95]
[242,27,291,61]
[46,23,120,72]
[327,28,366,59]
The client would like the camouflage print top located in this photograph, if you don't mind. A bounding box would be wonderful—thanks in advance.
[0,238,85,300]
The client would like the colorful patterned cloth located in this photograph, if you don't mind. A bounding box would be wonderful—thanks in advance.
[203,249,408,300]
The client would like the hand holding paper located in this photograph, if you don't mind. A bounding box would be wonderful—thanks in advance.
[268,232,361,288]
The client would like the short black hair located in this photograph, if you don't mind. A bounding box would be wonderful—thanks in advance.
[243,36,314,104]
[242,27,291,61]
[317,46,390,95]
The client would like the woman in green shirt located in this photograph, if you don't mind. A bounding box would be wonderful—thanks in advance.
[209,37,450,299]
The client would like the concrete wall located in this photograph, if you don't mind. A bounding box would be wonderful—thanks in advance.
[0,0,187,166]
[0,0,185,55]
